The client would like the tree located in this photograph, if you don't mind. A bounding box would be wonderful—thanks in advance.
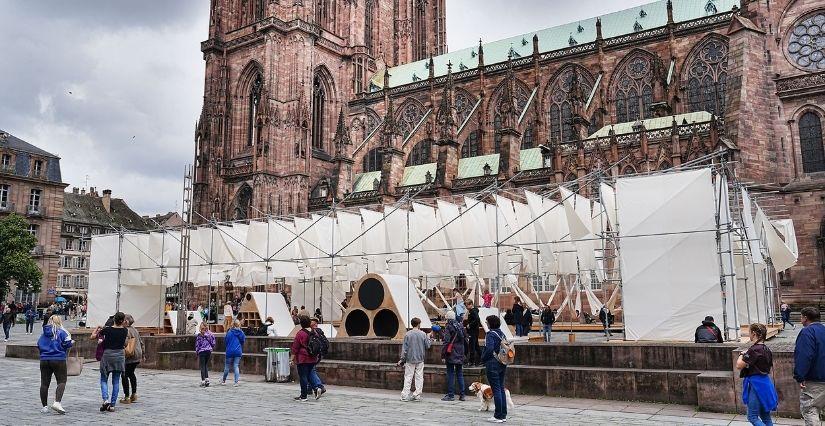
[0,214,42,300]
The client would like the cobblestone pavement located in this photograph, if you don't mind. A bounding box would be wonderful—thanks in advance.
[0,356,806,426]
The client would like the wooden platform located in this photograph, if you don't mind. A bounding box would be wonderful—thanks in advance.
[738,323,782,342]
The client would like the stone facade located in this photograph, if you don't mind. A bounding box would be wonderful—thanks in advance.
[0,130,66,305]
[195,0,825,305]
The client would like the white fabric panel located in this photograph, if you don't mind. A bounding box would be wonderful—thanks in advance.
[294,217,321,277]
[118,284,164,327]
[462,198,496,277]
[772,219,798,258]
[755,206,797,272]
[120,234,146,286]
[249,292,294,336]
[243,220,269,283]
[618,168,723,341]
[88,236,119,327]
[382,274,432,329]
[360,209,388,274]
[559,187,598,272]
[90,234,120,273]
[411,203,450,275]
[513,201,538,273]
[734,249,768,325]
[524,191,558,275]
[215,225,245,284]
[485,202,511,276]
[581,276,604,316]
[269,220,302,278]
[336,211,364,261]
[384,208,414,275]
[547,199,578,275]
[599,183,618,229]
[145,232,172,286]
[436,200,470,272]
[478,307,515,340]
[741,189,764,264]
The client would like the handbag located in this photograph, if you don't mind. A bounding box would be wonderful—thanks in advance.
[95,340,104,361]
[125,336,136,358]
[66,347,83,376]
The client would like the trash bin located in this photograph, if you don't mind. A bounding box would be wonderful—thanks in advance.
[264,347,291,382]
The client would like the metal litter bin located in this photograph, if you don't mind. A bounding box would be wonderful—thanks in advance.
[264,347,291,382]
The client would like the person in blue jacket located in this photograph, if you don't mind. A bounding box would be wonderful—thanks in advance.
[794,307,825,425]
[37,315,73,414]
[221,319,246,386]
[737,323,777,426]
[481,315,508,423]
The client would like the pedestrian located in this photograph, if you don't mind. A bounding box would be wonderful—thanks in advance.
[512,298,524,337]
[37,315,73,414]
[185,313,199,335]
[454,295,467,322]
[299,305,310,317]
[540,306,555,342]
[466,299,482,366]
[781,302,794,329]
[503,309,514,326]
[482,289,493,309]
[221,319,246,386]
[737,323,778,426]
[196,322,215,387]
[598,305,612,337]
[290,315,318,402]
[91,312,128,412]
[520,307,533,337]
[291,306,300,325]
[398,317,432,402]
[481,314,509,423]
[441,311,467,401]
[794,307,825,425]
[314,307,323,323]
[259,316,275,337]
[223,302,233,331]
[25,305,36,335]
[694,315,723,343]
[2,307,14,342]
[120,314,144,405]
[42,308,53,329]
[309,317,327,399]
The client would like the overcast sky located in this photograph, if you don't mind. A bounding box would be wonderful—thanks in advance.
[0,0,650,216]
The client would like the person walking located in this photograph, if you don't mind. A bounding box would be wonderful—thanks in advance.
[25,306,36,335]
[91,312,128,412]
[37,315,73,414]
[2,307,14,341]
[737,323,778,426]
[309,317,327,399]
[482,315,509,423]
[598,306,612,338]
[512,298,524,337]
[781,302,794,329]
[540,306,555,342]
[441,311,467,401]
[120,314,144,405]
[221,319,246,386]
[794,307,825,425]
[186,313,199,335]
[695,315,724,343]
[290,315,318,402]
[466,300,482,366]
[398,317,433,402]
[196,322,216,387]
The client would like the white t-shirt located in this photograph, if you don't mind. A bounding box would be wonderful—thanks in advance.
[266,324,277,337]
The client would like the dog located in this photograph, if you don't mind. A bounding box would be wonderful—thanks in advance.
[467,382,515,412]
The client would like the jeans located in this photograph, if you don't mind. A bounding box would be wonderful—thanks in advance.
[100,370,122,405]
[198,351,211,381]
[310,363,324,390]
[542,324,552,342]
[781,314,793,328]
[297,363,314,398]
[445,362,465,398]
[800,381,825,426]
[746,384,773,426]
[222,356,240,383]
[40,360,67,406]
[486,361,508,420]
[26,320,34,333]
[2,322,10,339]
[515,324,523,337]
[122,362,139,397]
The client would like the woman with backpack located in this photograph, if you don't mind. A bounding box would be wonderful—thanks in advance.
[196,322,216,387]
[481,315,510,423]
[91,312,128,412]
[221,319,246,386]
[37,315,73,414]
[289,315,318,402]
[441,311,466,401]
[120,314,144,404]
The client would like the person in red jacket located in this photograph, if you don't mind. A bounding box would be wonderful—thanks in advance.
[290,315,317,402]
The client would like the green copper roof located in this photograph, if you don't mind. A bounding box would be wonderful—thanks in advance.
[401,163,437,186]
[352,171,382,192]
[372,0,737,90]
[520,148,544,171]
[458,153,500,179]
[589,111,714,138]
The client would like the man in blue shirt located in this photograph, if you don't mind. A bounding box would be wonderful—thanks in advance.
[794,307,825,425]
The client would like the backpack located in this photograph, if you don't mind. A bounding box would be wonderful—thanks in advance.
[492,329,515,365]
[306,329,329,358]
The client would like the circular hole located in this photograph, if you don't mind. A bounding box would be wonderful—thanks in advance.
[358,277,385,310]
[373,309,400,338]
[344,309,370,336]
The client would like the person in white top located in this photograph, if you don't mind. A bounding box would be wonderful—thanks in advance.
[223,303,233,331]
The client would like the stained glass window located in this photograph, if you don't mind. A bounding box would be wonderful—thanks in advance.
[406,139,433,166]
[461,131,481,158]
[612,53,654,122]
[787,11,825,72]
[800,111,825,173]
[363,147,383,172]
[684,37,728,116]
[547,67,594,143]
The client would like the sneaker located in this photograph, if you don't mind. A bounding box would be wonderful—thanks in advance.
[317,387,326,400]
[51,402,66,414]
[100,402,109,412]
[204,380,210,388]
[441,395,455,401]
[459,395,466,401]
[41,406,50,414]
[313,388,319,399]
[412,395,422,402]
[199,381,205,387]
[487,417,505,423]
[219,380,226,386]
[293,396,308,402]
[130,393,137,403]
[107,405,115,412]
[119,397,131,404]
[233,382,240,387]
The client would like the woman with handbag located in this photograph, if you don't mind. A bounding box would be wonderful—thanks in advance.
[120,314,144,404]
[91,312,128,412]
[37,315,73,414]
[441,310,467,401]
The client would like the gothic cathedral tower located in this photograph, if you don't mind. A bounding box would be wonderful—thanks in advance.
[193,0,446,222]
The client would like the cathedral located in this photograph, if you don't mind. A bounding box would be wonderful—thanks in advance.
[193,0,825,305]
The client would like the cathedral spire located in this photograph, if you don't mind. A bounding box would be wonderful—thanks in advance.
[437,61,457,141]
[332,107,352,158]
[477,38,485,67]
[499,52,519,130]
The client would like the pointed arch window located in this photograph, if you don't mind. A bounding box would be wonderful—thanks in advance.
[493,114,502,153]
[396,101,426,140]
[413,0,427,61]
[612,53,654,123]
[800,111,825,173]
[365,0,375,54]
[312,74,327,151]
[521,123,534,149]
[363,147,383,172]
[461,130,481,158]
[547,67,593,143]
[247,72,263,147]
[406,139,433,166]
[684,38,728,116]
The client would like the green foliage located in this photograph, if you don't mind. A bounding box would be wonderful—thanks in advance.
[0,214,42,298]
